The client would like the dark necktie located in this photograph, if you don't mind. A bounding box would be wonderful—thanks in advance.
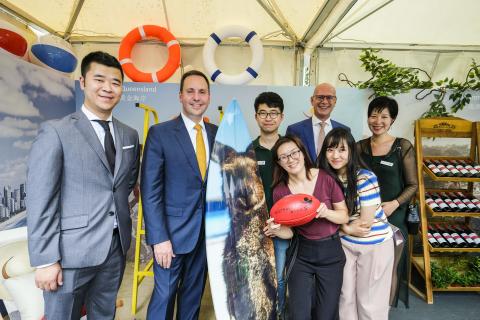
[94,120,116,173]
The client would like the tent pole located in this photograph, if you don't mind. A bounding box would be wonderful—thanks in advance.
[323,0,394,44]
[0,1,58,36]
[63,0,85,40]
[256,0,297,43]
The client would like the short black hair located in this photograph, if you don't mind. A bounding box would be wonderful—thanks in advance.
[180,70,210,92]
[254,91,284,113]
[367,96,398,119]
[81,51,124,80]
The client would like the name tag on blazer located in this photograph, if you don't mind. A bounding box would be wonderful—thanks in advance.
[257,160,266,166]
[122,145,135,150]
[380,160,393,167]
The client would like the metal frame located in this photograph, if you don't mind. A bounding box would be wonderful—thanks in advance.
[256,0,297,43]
[0,0,59,35]
[63,0,85,40]
[301,0,339,44]
[323,0,394,44]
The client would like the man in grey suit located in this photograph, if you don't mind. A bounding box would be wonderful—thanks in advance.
[27,51,140,319]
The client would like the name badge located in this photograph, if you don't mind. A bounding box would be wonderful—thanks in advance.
[257,160,266,165]
[380,160,393,167]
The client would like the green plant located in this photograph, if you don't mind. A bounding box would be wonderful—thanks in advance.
[456,271,478,287]
[431,261,458,288]
[338,49,480,118]
[468,256,480,284]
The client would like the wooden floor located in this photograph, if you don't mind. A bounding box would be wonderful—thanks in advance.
[115,261,215,319]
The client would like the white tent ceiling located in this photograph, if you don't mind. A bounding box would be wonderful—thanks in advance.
[1,0,479,86]
[1,0,479,51]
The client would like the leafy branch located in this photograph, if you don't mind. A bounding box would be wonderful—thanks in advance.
[339,49,480,118]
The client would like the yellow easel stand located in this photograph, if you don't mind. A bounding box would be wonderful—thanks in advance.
[131,103,158,315]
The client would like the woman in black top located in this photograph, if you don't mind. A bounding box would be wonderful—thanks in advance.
[357,96,418,307]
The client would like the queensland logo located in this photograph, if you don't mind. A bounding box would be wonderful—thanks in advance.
[433,122,456,130]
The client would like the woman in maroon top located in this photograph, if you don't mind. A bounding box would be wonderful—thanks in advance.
[264,135,348,320]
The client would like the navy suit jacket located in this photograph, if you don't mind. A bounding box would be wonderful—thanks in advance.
[286,118,350,163]
[141,116,217,254]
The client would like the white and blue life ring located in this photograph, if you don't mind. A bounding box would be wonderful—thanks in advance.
[203,25,263,85]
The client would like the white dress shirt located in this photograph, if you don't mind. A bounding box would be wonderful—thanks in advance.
[82,105,116,149]
[311,114,333,155]
[180,112,210,165]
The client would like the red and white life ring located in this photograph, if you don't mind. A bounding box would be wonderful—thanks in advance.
[119,25,180,82]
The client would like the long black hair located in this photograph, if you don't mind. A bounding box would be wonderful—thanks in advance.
[317,128,368,215]
[271,135,314,188]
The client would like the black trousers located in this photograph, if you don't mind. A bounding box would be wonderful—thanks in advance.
[287,234,345,320]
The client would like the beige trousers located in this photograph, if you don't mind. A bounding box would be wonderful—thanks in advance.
[339,237,394,320]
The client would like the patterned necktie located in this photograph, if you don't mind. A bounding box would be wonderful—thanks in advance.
[194,124,207,180]
[317,121,326,156]
[94,120,116,173]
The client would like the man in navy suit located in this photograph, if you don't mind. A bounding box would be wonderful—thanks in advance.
[286,83,350,163]
[141,70,218,319]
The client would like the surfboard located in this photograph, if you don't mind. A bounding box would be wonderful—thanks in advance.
[205,99,277,320]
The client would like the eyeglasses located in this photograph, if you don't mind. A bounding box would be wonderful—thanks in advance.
[257,111,281,119]
[313,95,336,102]
[277,149,301,164]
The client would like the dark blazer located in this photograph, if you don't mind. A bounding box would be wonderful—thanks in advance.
[286,118,350,163]
[141,116,217,254]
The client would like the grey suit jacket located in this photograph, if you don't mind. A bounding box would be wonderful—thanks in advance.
[27,110,140,268]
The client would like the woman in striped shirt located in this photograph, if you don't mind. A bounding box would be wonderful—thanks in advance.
[318,128,394,320]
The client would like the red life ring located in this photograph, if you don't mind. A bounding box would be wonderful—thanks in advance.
[119,25,180,82]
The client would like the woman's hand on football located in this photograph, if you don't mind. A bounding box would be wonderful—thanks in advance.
[264,217,281,237]
[315,203,329,219]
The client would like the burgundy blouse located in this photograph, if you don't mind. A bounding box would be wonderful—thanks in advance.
[273,169,345,240]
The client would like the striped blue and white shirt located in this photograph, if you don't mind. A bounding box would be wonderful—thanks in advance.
[341,169,393,245]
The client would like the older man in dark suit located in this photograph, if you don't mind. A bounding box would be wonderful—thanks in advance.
[286,83,350,163]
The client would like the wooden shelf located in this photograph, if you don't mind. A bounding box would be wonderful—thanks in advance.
[410,256,480,292]
[412,117,480,304]
[422,164,480,182]
[411,255,426,277]
[424,204,480,218]
[428,243,480,253]
[433,286,480,292]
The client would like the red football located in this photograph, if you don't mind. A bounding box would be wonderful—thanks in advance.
[270,193,321,227]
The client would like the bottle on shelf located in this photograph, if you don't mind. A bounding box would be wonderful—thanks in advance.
[445,224,467,248]
[435,223,457,247]
[427,224,448,248]
[469,160,480,172]
[455,191,480,212]
[433,160,453,177]
[439,192,460,212]
[447,192,471,212]
[427,228,441,248]
[424,160,444,177]
[459,160,480,178]
[425,192,441,212]
[450,159,472,177]
[469,195,480,210]
[461,224,480,247]
[451,225,477,248]
[430,192,450,212]
[440,159,462,177]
